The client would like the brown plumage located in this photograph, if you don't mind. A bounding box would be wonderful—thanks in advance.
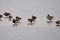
[0,14,3,18]
[47,14,54,21]
[28,18,33,23]
[12,19,17,23]
[28,15,37,25]
[55,20,60,26]
[16,16,21,22]
[28,18,34,25]
[32,15,37,20]
[9,15,13,21]
[4,12,10,16]
[0,14,3,21]
[12,19,18,26]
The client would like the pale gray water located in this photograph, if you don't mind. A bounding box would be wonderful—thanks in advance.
[0,0,60,40]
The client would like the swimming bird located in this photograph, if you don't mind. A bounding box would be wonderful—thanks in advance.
[32,15,37,22]
[0,14,3,21]
[12,19,18,26]
[12,19,16,23]
[47,14,54,21]
[28,18,34,25]
[16,16,22,23]
[4,12,10,17]
[55,20,60,26]
[9,15,13,21]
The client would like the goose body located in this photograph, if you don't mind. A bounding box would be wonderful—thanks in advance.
[4,12,10,16]
[28,19,33,23]
[0,15,3,18]
[9,15,13,21]
[47,14,54,21]
[16,16,22,22]
[12,19,17,23]
[32,15,37,20]
[55,20,60,26]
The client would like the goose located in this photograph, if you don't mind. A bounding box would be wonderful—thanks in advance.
[12,19,18,26]
[55,20,60,26]
[16,16,22,22]
[4,12,10,17]
[0,14,3,18]
[12,19,17,23]
[47,14,54,21]
[9,15,13,21]
[0,14,3,21]
[32,15,37,21]
[28,18,34,25]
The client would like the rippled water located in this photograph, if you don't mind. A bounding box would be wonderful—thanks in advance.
[0,0,60,40]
